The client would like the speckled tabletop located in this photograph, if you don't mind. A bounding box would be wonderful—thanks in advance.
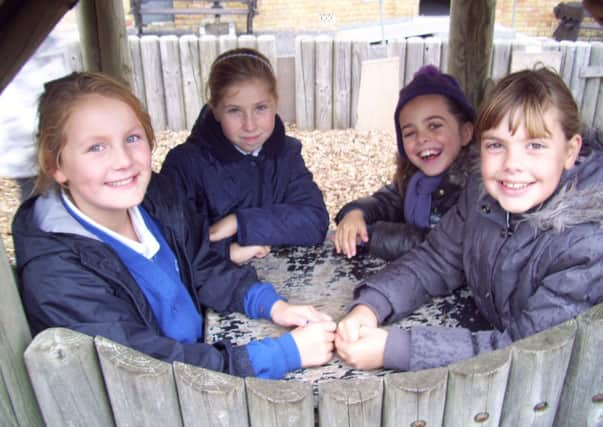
[205,241,490,394]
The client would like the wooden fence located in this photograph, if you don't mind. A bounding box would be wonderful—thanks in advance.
[1,237,603,426]
[58,34,602,133]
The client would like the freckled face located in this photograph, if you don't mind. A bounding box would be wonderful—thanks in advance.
[52,94,152,226]
[399,94,473,176]
[480,108,582,213]
[213,79,277,154]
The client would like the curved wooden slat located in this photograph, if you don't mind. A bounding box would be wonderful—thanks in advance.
[319,377,383,427]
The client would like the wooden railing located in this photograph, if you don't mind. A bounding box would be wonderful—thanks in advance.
[1,236,602,426]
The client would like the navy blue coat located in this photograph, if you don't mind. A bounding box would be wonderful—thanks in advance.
[13,173,259,377]
[160,108,329,253]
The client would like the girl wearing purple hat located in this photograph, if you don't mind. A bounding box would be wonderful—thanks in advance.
[333,65,475,260]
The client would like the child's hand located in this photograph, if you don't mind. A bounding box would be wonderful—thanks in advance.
[334,209,368,258]
[271,300,332,328]
[291,321,337,367]
[335,326,387,370]
[336,304,378,342]
[209,214,238,242]
[229,243,271,264]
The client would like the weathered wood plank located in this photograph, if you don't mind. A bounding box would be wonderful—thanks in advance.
[257,35,278,76]
[383,368,447,427]
[351,39,369,128]
[405,37,425,85]
[245,377,313,427]
[179,35,202,129]
[555,304,603,426]
[447,0,496,110]
[559,40,577,86]
[64,36,84,73]
[387,37,406,90]
[140,35,167,130]
[333,37,352,129]
[219,34,237,54]
[569,41,592,110]
[160,35,186,131]
[491,39,512,80]
[95,336,183,426]
[199,34,218,105]
[295,36,315,130]
[441,38,450,73]
[319,378,382,427]
[174,362,248,427]
[580,42,603,127]
[424,36,443,69]
[0,238,43,426]
[237,34,257,49]
[445,348,511,427]
[24,328,111,426]
[315,35,333,130]
[128,35,147,109]
[501,320,577,426]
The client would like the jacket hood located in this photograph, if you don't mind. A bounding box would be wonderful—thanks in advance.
[192,105,287,162]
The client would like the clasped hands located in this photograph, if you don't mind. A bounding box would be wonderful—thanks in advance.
[271,300,387,370]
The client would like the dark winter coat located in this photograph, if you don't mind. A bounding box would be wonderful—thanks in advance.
[160,108,329,255]
[13,173,260,377]
[353,134,603,371]
[335,155,470,261]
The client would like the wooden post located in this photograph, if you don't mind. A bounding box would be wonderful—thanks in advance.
[334,37,352,129]
[447,0,496,110]
[160,35,186,131]
[95,336,183,426]
[295,36,315,130]
[382,368,447,427]
[245,377,314,427]
[387,37,407,90]
[315,35,333,130]
[199,35,218,105]
[445,348,511,426]
[219,34,237,54]
[128,35,147,109]
[405,37,425,85]
[179,35,203,129]
[0,239,43,426]
[555,304,603,425]
[491,39,512,80]
[140,35,167,130]
[501,320,577,426]
[237,34,257,49]
[351,40,369,128]
[76,0,133,87]
[24,328,113,426]
[424,37,443,69]
[174,362,248,427]
[569,41,592,109]
[257,35,278,77]
[319,378,383,427]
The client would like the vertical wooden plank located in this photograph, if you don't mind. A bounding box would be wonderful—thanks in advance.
[333,37,352,129]
[257,35,278,77]
[444,348,511,427]
[140,35,167,130]
[128,35,147,109]
[382,368,447,427]
[219,34,237,54]
[441,38,450,73]
[315,35,333,130]
[501,320,577,426]
[95,336,183,427]
[405,37,425,85]
[0,239,43,427]
[559,40,577,86]
[387,37,406,90]
[160,35,186,131]
[351,39,369,128]
[64,37,84,73]
[555,304,603,426]
[424,36,443,69]
[237,34,257,49]
[491,39,512,80]
[24,328,113,426]
[295,35,315,130]
[174,362,248,427]
[447,0,496,110]
[319,378,383,427]
[569,41,592,109]
[580,42,603,127]
[179,35,202,129]
[199,34,218,105]
[245,377,314,427]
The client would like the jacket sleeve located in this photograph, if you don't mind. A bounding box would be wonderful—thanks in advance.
[367,221,427,261]
[236,140,329,246]
[352,182,470,324]
[383,227,603,372]
[335,183,405,225]
[19,254,256,378]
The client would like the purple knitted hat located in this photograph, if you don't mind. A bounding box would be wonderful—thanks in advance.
[394,65,475,158]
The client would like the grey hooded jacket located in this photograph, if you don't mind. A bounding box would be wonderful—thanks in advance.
[353,134,603,371]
